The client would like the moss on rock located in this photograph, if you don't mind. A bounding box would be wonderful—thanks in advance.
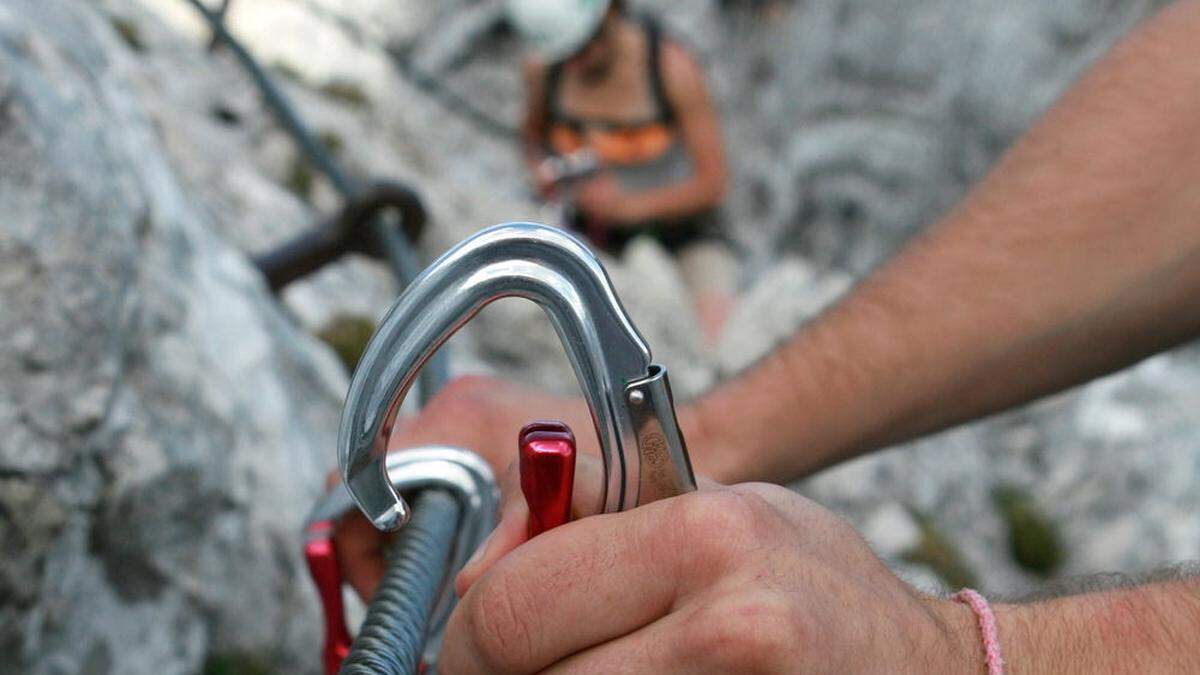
[319,79,371,108]
[282,132,344,201]
[283,159,315,202]
[202,652,275,675]
[316,314,377,373]
[318,129,345,156]
[993,485,1065,577]
[110,17,145,53]
[902,509,978,590]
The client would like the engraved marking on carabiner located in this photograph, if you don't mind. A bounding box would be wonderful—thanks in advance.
[639,430,671,498]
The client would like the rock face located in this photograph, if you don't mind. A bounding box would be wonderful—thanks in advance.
[710,0,1171,274]
[2,0,1198,673]
[0,2,346,672]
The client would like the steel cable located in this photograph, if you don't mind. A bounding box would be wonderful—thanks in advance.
[339,490,462,674]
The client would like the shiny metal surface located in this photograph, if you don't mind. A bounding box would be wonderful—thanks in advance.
[307,445,498,657]
[519,421,577,538]
[338,222,697,530]
[624,365,697,504]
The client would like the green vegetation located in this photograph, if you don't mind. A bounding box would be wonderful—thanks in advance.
[317,314,377,373]
[283,131,343,202]
[319,79,371,108]
[902,509,978,590]
[270,61,304,84]
[202,652,274,675]
[110,17,145,53]
[318,129,345,155]
[993,485,1065,577]
[284,159,316,201]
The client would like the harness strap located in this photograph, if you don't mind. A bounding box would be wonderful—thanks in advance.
[544,16,675,132]
[645,17,675,125]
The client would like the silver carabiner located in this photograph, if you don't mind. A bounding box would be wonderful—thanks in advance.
[306,447,498,669]
[338,222,697,532]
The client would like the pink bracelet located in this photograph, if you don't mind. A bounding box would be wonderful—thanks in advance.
[953,588,1005,675]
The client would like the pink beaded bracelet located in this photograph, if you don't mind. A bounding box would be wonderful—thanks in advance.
[953,588,1005,675]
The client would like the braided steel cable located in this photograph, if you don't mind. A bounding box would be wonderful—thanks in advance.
[339,490,462,674]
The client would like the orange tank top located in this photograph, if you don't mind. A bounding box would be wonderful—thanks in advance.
[543,18,677,167]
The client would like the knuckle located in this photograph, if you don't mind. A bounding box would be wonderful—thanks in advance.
[670,490,777,564]
[730,481,793,506]
[674,491,747,539]
[686,592,801,672]
[462,572,540,672]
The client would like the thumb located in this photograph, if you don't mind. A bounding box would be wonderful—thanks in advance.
[454,453,606,595]
[452,472,527,597]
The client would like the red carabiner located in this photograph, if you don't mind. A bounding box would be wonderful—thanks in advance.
[304,520,353,675]
[519,421,577,538]
[308,422,575,674]
[308,522,438,674]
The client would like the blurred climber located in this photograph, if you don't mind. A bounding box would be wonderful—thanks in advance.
[508,0,737,344]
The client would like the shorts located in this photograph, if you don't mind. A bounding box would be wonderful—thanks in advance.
[569,212,738,295]
[568,210,715,255]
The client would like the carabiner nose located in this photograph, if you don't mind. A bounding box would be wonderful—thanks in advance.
[338,222,696,531]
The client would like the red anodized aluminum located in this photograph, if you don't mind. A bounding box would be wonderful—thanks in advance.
[306,421,576,674]
[518,420,577,538]
[303,520,353,675]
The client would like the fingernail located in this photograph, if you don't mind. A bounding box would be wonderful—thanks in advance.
[464,529,495,570]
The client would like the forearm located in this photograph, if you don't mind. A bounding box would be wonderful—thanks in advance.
[491,387,722,481]
[995,578,1200,673]
[616,174,724,225]
[692,2,1200,483]
[430,377,727,480]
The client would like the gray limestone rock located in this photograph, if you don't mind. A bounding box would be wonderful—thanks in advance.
[0,2,346,672]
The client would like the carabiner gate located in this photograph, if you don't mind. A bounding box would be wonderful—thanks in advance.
[338,222,697,530]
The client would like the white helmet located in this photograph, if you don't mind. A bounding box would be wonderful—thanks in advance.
[506,0,612,64]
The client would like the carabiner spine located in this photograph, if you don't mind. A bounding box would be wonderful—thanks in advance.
[622,364,698,505]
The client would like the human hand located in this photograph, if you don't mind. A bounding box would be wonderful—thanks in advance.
[442,456,976,673]
[327,375,597,601]
[573,173,633,224]
[533,161,560,200]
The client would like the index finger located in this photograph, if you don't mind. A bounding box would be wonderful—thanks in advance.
[454,453,607,596]
[455,454,724,595]
[333,511,387,601]
[439,488,734,675]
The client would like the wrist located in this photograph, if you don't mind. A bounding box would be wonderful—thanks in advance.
[684,380,818,484]
[676,400,738,484]
[924,596,986,673]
